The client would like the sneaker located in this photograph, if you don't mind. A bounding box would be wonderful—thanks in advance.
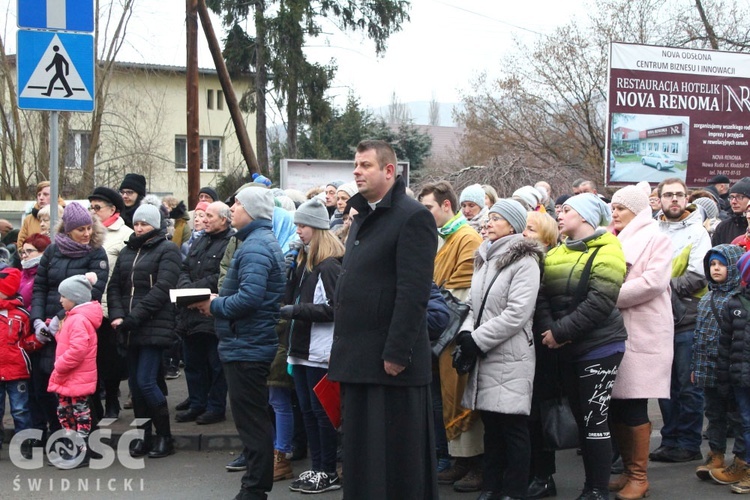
[299,471,341,494]
[696,451,725,480]
[437,457,452,473]
[289,470,317,492]
[225,453,247,472]
[732,470,750,494]
[165,367,181,380]
[710,457,747,484]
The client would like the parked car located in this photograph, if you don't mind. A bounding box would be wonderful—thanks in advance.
[641,152,675,171]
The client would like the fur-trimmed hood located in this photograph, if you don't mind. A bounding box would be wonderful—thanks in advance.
[475,234,545,273]
[53,213,107,249]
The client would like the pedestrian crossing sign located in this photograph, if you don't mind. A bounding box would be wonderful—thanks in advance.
[17,30,94,112]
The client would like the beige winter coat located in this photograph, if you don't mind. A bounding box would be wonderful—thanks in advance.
[460,234,543,415]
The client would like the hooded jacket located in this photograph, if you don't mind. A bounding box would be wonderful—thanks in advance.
[693,244,744,387]
[718,285,750,388]
[48,301,103,397]
[535,229,628,360]
[0,296,33,381]
[612,208,674,399]
[712,211,748,246]
[658,205,712,330]
[460,234,542,415]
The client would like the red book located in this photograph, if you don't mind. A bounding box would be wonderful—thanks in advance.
[313,374,341,429]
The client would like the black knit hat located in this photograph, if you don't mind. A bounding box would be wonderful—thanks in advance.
[730,179,750,198]
[89,186,124,213]
[119,173,147,197]
[199,186,219,202]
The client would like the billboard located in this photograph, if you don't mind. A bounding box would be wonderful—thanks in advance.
[606,42,750,186]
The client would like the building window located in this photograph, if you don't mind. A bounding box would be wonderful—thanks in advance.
[662,143,669,153]
[670,143,679,154]
[217,90,224,110]
[175,136,222,171]
[207,89,214,110]
[65,131,92,169]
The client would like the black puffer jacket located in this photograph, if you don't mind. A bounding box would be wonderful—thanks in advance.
[712,212,748,245]
[176,226,233,336]
[107,228,182,348]
[718,290,750,389]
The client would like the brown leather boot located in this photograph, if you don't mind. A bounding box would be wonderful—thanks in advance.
[616,422,651,500]
[273,449,293,481]
[609,423,632,492]
[453,458,483,493]
[437,457,471,485]
[696,451,725,481]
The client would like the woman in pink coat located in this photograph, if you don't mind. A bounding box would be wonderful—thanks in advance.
[47,273,103,468]
[608,185,674,500]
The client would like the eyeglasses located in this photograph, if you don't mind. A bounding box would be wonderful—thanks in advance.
[661,192,686,199]
[119,189,136,196]
[487,214,505,223]
[730,194,748,202]
[19,248,39,257]
[88,204,111,212]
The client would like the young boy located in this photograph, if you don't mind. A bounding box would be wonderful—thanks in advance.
[716,251,750,493]
[0,267,33,457]
[691,244,745,483]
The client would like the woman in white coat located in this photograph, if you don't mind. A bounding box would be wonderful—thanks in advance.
[453,199,543,500]
[609,185,674,500]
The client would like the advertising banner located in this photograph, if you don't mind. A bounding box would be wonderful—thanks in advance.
[606,42,750,186]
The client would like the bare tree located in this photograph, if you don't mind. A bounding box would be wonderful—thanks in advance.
[387,91,411,125]
[428,95,440,126]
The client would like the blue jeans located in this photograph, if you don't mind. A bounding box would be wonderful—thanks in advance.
[733,387,750,463]
[293,365,338,473]
[268,386,294,454]
[184,332,227,414]
[705,386,745,457]
[127,345,166,409]
[0,380,33,436]
[658,330,704,451]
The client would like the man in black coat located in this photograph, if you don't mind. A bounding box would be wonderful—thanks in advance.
[712,178,750,245]
[175,201,234,425]
[328,140,439,499]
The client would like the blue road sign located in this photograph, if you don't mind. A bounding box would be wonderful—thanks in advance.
[17,30,95,112]
[18,0,95,32]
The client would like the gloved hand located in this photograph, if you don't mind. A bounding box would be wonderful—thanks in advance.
[48,316,61,337]
[457,331,482,357]
[33,319,46,336]
[279,305,295,320]
[117,317,136,334]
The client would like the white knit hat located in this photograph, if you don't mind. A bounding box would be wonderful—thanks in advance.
[611,185,649,215]
[459,184,485,206]
[513,186,543,210]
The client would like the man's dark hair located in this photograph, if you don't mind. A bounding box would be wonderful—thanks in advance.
[356,140,397,170]
[657,177,688,197]
[418,181,458,214]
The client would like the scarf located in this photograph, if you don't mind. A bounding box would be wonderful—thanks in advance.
[54,233,93,258]
[126,228,163,250]
[437,212,468,239]
[22,255,42,270]
[101,213,120,228]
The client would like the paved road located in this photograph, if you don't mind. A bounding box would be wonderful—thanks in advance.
[610,161,686,183]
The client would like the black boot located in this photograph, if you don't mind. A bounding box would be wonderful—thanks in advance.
[104,392,121,419]
[148,403,175,458]
[527,476,557,499]
[129,397,152,458]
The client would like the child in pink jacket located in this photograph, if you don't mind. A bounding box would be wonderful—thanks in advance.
[47,273,102,467]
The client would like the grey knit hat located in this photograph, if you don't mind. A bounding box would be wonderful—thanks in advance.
[460,184,485,206]
[564,193,611,228]
[58,273,96,306]
[132,203,162,229]
[489,199,527,234]
[694,197,719,220]
[235,187,274,221]
[294,198,330,230]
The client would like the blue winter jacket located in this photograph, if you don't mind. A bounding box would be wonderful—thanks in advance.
[211,219,285,364]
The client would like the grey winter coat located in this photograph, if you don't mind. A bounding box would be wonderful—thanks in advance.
[460,234,543,415]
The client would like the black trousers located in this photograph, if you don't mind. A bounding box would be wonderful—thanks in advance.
[481,411,530,497]
[561,351,624,491]
[224,361,273,499]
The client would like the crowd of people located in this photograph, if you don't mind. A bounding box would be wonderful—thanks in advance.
[4,145,750,500]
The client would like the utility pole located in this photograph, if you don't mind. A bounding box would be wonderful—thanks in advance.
[187,0,200,209]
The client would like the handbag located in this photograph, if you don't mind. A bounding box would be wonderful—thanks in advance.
[431,288,470,357]
[539,396,579,450]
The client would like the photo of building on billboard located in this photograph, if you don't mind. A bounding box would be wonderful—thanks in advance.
[610,113,689,183]
[606,42,750,187]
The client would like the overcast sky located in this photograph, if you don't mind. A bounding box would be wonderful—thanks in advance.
[4,0,589,112]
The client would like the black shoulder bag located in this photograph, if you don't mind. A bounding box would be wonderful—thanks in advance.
[540,245,600,450]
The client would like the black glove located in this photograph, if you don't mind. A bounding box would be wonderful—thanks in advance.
[118,317,137,334]
[452,344,477,375]
[279,305,295,320]
[457,331,482,357]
